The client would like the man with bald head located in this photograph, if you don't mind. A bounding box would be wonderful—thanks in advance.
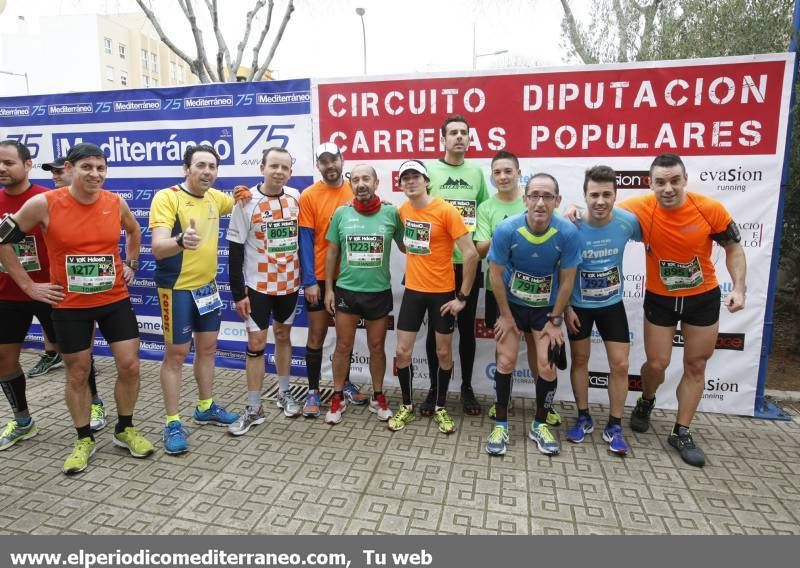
[322,165,404,424]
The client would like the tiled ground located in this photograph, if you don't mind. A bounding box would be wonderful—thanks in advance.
[0,352,798,535]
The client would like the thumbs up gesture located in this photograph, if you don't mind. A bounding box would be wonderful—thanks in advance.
[182,218,201,250]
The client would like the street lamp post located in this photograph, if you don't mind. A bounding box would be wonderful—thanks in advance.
[356,7,367,75]
[0,69,29,94]
[471,22,508,70]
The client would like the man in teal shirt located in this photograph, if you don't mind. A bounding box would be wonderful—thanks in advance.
[323,164,404,425]
[424,114,489,416]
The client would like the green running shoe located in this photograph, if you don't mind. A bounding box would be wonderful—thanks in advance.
[63,438,96,475]
[528,421,560,455]
[113,427,155,458]
[388,404,415,432]
[433,408,456,434]
[546,407,562,427]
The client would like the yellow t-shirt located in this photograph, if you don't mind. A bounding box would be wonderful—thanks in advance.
[149,185,233,290]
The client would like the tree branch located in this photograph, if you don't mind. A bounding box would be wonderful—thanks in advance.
[638,0,664,60]
[233,0,267,79]
[134,0,208,81]
[612,0,630,62]
[559,0,597,64]
[248,0,275,80]
[204,0,233,80]
[180,0,218,82]
[254,0,294,80]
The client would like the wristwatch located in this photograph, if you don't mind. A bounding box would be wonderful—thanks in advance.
[547,313,564,326]
[175,232,185,249]
[124,259,139,270]
[455,291,467,302]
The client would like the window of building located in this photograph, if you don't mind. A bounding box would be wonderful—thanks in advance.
[105,65,114,82]
[119,44,127,60]
[177,65,185,83]
[142,75,150,87]
[150,52,158,73]
[120,70,128,86]
[104,37,112,54]
[152,77,159,87]
[141,49,148,70]
[170,61,177,82]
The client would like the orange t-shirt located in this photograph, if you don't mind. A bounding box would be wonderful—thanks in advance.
[45,187,129,308]
[398,198,468,293]
[619,192,732,297]
[298,180,353,281]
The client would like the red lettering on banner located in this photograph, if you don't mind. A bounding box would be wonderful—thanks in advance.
[318,61,785,159]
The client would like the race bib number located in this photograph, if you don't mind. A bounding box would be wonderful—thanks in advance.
[265,219,298,254]
[580,266,622,302]
[0,236,41,273]
[659,256,704,291]
[404,220,432,255]
[65,255,116,294]
[445,199,477,232]
[191,281,223,315]
[509,271,552,307]
[346,235,384,268]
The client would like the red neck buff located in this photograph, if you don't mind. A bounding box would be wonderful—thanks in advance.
[353,194,382,216]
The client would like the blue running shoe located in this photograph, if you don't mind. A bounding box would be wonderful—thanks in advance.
[194,402,238,426]
[566,414,594,443]
[602,424,629,455]
[528,421,560,455]
[485,425,509,456]
[343,382,369,406]
[163,421,189,455]
[303,390,321,418]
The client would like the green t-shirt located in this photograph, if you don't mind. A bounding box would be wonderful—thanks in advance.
[426,158,489,264]
[326,203,403,293]
[474,195,526,290]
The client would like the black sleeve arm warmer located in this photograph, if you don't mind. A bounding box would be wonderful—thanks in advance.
[228,241,247,302]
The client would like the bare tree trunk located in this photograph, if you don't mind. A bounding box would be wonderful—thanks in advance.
[254,0,294,80]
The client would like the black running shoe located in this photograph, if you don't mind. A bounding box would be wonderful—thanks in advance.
[668,427,706,467]
[461,385,481,416]
[630,397,654,433]
[419,389,436,417]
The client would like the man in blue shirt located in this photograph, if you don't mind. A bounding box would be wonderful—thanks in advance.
[564,165,642,456]
[486,173,581,456]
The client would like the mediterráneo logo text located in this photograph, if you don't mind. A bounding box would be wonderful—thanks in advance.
[52,127,235,166]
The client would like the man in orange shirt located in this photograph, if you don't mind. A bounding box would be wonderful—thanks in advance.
[390,160,479,434]
[298,143,369,416]
[620,153,746,467]
[1,143,154,474]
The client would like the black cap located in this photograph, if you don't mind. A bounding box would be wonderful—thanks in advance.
[42,157,66,172]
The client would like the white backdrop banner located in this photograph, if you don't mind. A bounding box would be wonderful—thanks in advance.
[312,53,795,416]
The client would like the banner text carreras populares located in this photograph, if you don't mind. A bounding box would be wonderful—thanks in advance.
[317,59,785,158]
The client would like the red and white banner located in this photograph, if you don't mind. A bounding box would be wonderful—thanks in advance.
[313,53,795,416]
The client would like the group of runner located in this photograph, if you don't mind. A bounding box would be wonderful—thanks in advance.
[0,112,746,473]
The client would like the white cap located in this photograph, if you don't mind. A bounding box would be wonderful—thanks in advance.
[315,142,341,160]
[398,160,429,180]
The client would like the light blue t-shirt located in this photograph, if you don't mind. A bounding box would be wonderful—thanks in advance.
[570,208,642,309]
[488,213,582,308]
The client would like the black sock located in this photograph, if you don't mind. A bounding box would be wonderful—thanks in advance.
[115,415,133,434]
[535,376,557,423]
[88,358,99,399]
[607,415,622,428]
[673,422,690,435]
[578,408,591,419]
[436,367,452,407]
[76,424,94,440]
[425,326,438,391]
[1,371,28,415]
[345,351,352,384]
[397,366,413,406]
[305,346,322,391]
[494,371,512,422]
[642,395,655,404]
[457,311,477,389]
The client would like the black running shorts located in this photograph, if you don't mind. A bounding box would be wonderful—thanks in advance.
[397,289,455,334]
[335,287,393,321]
[644,287,721,327]
[568,301,631,343]
[247,287,298,330]
[52,298,139,354]
[0,300,57,345]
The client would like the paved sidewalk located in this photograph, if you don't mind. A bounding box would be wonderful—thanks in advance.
[0,353,798,535]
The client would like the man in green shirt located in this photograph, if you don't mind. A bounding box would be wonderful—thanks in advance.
[424,114,490,416]
[474,150,561,428]
[323,164,404,425]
